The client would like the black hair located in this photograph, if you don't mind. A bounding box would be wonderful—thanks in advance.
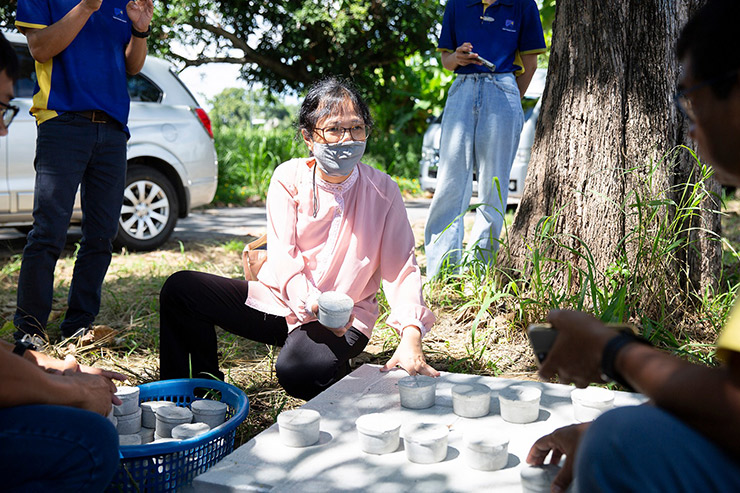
[0,32,19,81]
[298,77,373,139]
[677,0,740,99]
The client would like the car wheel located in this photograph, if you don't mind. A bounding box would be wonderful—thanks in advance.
[114,165,179,251]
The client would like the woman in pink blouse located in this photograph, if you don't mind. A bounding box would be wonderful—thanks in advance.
[159,78,439,399]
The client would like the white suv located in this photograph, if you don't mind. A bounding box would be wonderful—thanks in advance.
[1,30,218,250]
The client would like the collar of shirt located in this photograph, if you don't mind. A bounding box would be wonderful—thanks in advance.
[312,161,360,195]
[466,0,514,7]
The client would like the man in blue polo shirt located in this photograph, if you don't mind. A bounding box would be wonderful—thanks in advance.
[13,0,153,343]
[425,0,546,279]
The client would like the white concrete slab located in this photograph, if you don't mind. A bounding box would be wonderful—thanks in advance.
[193,364,647,492]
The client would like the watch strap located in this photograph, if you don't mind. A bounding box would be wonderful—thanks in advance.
[131,25,151,38]
[601,331,651,391]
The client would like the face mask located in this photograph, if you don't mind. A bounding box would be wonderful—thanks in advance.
[312,140,366,177]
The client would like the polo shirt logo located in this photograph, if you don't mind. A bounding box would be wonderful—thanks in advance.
[503,19,516,32]
[113,8,127,23]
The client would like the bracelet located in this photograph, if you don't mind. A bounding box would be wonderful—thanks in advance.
[600,332,651,391]
[131,25,151,38]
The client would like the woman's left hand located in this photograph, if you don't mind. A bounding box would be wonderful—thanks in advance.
[380,326,440,377]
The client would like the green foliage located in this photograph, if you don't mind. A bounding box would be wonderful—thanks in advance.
[214,126,424,205]
[428,146,736,369]
[151,1,443,99]
[208,87,296,129]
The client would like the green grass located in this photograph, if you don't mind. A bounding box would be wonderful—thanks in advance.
[213,125,425,204]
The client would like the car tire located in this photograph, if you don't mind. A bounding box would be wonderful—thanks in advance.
[114,165,179,251]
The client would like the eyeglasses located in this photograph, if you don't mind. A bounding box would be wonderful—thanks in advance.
[1,100,19,129]
[313,124,371,143]
[674,69,739,121]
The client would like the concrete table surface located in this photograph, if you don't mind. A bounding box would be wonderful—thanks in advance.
[193,364,647,492]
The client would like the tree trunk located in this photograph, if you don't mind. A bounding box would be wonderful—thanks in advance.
[504,0,718,323]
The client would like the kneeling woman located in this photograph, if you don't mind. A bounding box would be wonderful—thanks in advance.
[159,77,439,400]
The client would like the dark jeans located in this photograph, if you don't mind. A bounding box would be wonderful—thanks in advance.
[0,405,119,492]
[14,113,127,338]
[159,271,370,400]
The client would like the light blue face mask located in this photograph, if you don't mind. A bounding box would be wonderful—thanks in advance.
[313,140,366,177]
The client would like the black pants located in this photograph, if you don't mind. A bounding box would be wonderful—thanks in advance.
[159,271,369,400]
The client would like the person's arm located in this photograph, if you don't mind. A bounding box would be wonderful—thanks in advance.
[539,309,740,457]
[376,183,438,377]
[124,0,153,75]
[22,0,101,63]
[516,53,539,96]
[0,343,120,415]
[440,42,482,72]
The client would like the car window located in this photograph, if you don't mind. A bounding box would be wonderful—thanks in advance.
[12,43,37,98]
[127,74,162,103]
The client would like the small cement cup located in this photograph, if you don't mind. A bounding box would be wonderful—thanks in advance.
[141,400,176,429]
[113,386,140,416]
[355,413,401,455]
[191,399,228,429]
[521,464,561,493]
[171,422,211,440]
[452,383,491,418]
[498,385,542,424]
[398,375,436,409]
[277,409,321,447]
[116,408,142,435]
[463,428,509,471]
[155,406,193,438]
[402,422,449,464]
[119,434,142,446]
[138,426,155,444]
[317,291,353,329]
[571,387,615,422]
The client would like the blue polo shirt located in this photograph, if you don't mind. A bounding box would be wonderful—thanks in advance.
[438,0,546,75]
[16,0,132,128]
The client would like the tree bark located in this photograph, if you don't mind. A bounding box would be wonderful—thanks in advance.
[504,0,717,322]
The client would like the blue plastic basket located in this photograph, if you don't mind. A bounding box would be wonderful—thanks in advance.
[107,378,249,492]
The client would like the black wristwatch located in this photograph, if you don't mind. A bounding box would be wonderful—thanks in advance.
[131,25,151,38]
[13,335,37,356]
[600,331,651,391]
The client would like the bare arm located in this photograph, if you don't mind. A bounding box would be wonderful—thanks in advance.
[22,0,101,63]
[124,0,153,75]
[539,310,740,457]
[0,342,120,415]
[516,53,539,96]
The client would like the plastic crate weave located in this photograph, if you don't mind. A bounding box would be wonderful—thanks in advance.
[107,378,249,492]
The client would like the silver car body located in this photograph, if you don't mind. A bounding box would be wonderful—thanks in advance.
[419,68,547,205]
[1,30,218,249]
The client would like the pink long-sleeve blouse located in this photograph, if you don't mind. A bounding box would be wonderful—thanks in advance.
[245,157,435,339]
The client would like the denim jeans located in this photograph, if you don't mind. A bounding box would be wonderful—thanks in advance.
[574,405,740,492]
[424,73,524,278]
[14,112,127,338]
[0,404,119,492]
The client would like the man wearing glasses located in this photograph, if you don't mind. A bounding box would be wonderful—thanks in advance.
[12,0,152,344]
[525,2,740,490]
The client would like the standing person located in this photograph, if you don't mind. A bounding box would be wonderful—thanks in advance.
[159,77,439,400]
[0,32,125,493]
[526,3,740,490]
[13,0,154,343]
[425,0,546,279]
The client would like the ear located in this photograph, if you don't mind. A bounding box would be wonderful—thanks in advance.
[302,129,314,153]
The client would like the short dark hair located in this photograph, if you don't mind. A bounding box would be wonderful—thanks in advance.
[677,0,740,99]
[0,32,19,81]
[298,77,373,138]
